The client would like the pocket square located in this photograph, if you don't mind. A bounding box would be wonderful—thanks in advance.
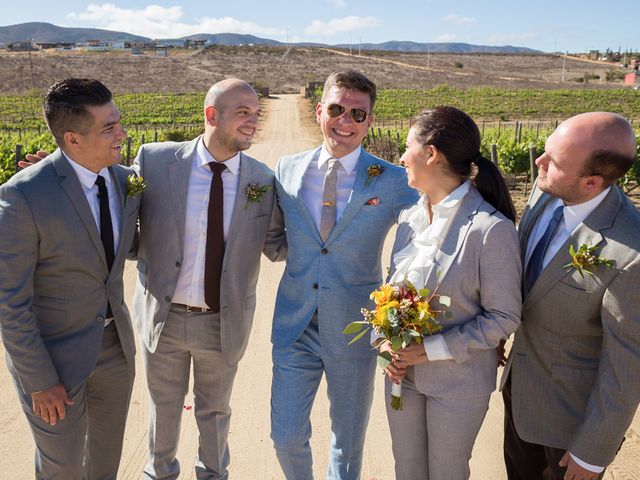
[365,197,381,205]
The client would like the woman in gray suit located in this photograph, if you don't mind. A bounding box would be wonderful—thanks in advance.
[379,106,522,479]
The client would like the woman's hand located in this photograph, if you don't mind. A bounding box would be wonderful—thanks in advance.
[378,341,406,384]
[395,342,429,368]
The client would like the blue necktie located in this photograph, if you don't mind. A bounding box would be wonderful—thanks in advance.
[524,205,564,295]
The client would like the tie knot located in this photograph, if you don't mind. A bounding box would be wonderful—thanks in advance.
[209,161,227,175]
[95,175,106,187]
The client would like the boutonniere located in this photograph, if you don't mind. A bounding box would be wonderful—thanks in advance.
[245,182,272,208]
[125,174,146,206]
[365,164,385,186]
[563,244,614,278]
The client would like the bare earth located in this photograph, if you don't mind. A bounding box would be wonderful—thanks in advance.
[0,94,638,479]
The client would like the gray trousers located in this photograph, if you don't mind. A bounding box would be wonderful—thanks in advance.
[142,306,237,480]
[10,321,134,480]
[386,368,490,480]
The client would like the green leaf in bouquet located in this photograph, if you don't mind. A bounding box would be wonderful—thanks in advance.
[438,295,451,307]
[347,326,370,345]
[377,351,392,370]
[418,288,431,298]
[391,335,403,351]
[445,311,454,319]
[402,332,413,347]
[342,321,368,335]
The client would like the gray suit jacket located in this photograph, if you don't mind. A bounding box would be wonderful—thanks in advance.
[391,186,522,397]
[273,147,418,358]
[131,137,285,366]
[0,149,139,394]
[506,185,640,466]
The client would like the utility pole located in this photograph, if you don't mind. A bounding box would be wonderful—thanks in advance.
[561,51,567,82]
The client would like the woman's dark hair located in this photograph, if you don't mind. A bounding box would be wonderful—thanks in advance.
[411,106,517,222]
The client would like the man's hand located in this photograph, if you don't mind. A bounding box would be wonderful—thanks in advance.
[31,383,74,426]
[559,451,600,480]
[18,150,49,169]
[378,341,406,384]
[497,338,507,367]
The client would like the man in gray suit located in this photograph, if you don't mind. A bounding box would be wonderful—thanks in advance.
[132,79,285,480]
[0,78,139,479]
[271,70,418,479]
[503,112,640,480]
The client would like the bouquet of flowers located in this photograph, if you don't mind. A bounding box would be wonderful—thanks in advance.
[343,280,450,410]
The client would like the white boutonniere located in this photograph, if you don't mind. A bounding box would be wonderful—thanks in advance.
[245,182,272,208]
[563,244,614,278]
[125,174,146,206]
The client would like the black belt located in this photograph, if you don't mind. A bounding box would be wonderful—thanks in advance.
[171,303,212,313]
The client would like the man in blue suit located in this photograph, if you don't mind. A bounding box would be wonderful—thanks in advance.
[271,70,418,479]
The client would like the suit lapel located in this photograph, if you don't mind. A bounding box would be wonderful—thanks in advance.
[431,187,484,286]
[109,166,135,275]
[53,150,107,267]
[225,152,251,254]
[326,151,372,243]
[168,138,198,254]
[290,148,323,242]
[518,187,552,262]
[523,187,620,309]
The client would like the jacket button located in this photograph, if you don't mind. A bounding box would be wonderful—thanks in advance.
[165,296,171,303]
[176,261,181,267]
[97,316,104,323]
[321,248,328,254]
[313,283,318,289]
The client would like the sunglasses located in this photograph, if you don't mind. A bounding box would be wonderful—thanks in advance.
[325,103,369,124]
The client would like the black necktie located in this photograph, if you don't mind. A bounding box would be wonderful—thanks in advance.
[204,162,227,312]
[96,175,114,318]
[524,205,564,295]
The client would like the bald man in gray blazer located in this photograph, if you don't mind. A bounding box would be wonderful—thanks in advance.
[502,112,640,480]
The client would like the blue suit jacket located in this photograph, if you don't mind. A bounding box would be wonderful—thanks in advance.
[272,147,418,358]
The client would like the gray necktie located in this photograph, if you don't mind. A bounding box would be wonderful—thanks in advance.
[319,158,340,242]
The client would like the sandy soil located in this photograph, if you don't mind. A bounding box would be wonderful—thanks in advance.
[0,94,638,479]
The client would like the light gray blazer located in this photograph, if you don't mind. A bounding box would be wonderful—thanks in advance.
[0,149,139,394]
[391,186,522,398]
[272,147,418,358]
[505,185,640,466]
[131,137,285,366]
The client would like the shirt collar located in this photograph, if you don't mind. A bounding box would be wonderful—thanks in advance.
[318,145,361,175]
[561,186,611,233]
[430,180,471,213]
[62,150,111,189]
[196,137,240,176]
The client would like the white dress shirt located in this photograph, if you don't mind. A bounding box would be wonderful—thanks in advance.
[171,138,240,308]
[63,152,121,258]
[301,145,361,232]
[386,181,471,360]
[524,186,611,474]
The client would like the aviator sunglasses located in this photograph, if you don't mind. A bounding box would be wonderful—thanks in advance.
[325,103,369,124]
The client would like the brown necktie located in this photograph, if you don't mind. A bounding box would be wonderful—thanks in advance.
[204,161,227,312]
[319,158,340,242]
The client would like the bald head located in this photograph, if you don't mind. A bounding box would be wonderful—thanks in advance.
[204,79,256,112]
[558,112,637,184]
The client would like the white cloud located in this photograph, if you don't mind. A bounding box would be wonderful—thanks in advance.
[329,0,347,7]
[435,33,463,42]
[304,16,380,36]
[66,3,286,39]
[444,14,477,25]
[486,33,538,45]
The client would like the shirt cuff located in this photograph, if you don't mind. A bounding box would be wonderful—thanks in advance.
[423,334,454,361]
[569,453,604,473]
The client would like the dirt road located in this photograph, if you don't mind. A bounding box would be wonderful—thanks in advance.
[1,94,638,479]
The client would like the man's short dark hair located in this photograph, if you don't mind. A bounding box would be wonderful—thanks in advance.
[321,70,377,110]
[582,149,637,185]
[44,78,113,146]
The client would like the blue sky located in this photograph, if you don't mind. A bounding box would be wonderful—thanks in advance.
[1,0,638,53]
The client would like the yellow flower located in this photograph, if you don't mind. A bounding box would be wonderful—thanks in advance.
[371,284,394,305]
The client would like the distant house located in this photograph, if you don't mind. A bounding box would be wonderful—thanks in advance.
[155,39,187,48]
[8,41,33,52]
[35,42,74,50]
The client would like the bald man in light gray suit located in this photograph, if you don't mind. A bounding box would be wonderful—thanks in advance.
[132,79,285,480]
[503,112,640,480]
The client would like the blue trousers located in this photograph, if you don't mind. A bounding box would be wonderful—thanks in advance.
[271,315,376,480]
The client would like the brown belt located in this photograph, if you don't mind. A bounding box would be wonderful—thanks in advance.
[171,303,211,313]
